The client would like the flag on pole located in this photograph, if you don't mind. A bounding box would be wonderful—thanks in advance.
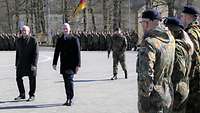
[72,0,87,17]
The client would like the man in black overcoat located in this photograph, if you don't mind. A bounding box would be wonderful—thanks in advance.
[15,25,39,101]
[52,23,81,106]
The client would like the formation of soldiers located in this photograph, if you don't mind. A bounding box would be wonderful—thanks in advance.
[0,33,16,50]
[52,31,139,51]
[0,30,139,52]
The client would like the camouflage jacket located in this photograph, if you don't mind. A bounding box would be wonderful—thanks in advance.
[136,26,175,107]
[185,20,200,72]
[172,38,192,105]
[185,20,200,93]
[108,33,127,54]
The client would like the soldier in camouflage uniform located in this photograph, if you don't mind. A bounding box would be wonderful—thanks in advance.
[108,28,128,80]
[136,9,175,113]
[180,5,200,113]
[164,17,194,113]
[93,32,100,50]
[52,32,59,47]
[124,32,131,50]
[106,31,113,51]
[2,33,9,50]
[131,30,139,51]
[0,34,5,50]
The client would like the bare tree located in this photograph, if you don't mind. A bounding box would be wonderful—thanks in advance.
[187,0,194,4]
[30,0,34,34]
[103,0,108,31]
[145,0,153,9]
[4,0,12,33]
[14,0,20,32]
[118,0,121,28]
[83,8,87,31]
[113,0,122,30]
[167,0,175,16]
[39,0,45,33]
[108,2,112,31]
[25,0,29,24]
[113,0,119,30]
[88,0,96,31]
[63,0,69,23]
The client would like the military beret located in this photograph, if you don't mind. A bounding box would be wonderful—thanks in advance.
[182,5,199,15]
[142,9,161,21]
[163,17,184,29]
[114,28,121,32]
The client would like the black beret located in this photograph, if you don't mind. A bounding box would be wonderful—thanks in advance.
[182,5,199,15]
[163,17,184,29]
[114,28,121,32]
[142,9,161,20]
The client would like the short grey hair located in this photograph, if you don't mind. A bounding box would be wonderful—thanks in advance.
[63,23,71,31]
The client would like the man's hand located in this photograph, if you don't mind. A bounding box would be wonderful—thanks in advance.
[52,65,57,70]
[31,65,37,71]
[75,66,80,73]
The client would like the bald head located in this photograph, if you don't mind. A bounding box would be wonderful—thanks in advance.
[63,23,71,34]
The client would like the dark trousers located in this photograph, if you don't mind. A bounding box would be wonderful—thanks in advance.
[16,76,36,97]
[63,74,74,100]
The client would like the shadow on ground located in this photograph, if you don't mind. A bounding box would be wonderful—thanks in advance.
[0,103,62,110]
[54,78,112,83]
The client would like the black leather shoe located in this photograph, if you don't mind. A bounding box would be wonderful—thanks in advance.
[63,99,72,106]
[125,75,128,79]
[111,75,117,80]
[125,71,128,79]
[14,95,25,101]
[27,96,35,102]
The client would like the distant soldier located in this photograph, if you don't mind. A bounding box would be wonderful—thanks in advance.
[106,31,113,51]
[0,34,5,50]
[108,28,128,80]
[131,30,139,51]
[87,31,93,51]
[80,31,86,51]
[93,32,100,50]
[2,33,9,50]
[180,5,200,113]
[52,32,59,47]
[124,32,131,50]
[164,17,194,113]
[136,9,175,113]
[8,34,15,50]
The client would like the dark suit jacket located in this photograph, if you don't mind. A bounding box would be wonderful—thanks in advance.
[15,36,39,77]
[53,34,81,74]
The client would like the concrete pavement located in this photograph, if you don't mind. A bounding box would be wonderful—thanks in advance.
[0,47,138,113]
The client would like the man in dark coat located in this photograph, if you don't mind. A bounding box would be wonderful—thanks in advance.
[52,23,81,106]
[15,25,39,101]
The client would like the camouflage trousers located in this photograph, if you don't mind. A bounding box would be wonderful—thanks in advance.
[186,92,200,113]
[186,69,200,113]
[138,96,172,113]
[112,52,127,74]
[172,100,186,113]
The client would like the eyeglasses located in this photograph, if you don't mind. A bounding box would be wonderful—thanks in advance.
[139,20,150,23]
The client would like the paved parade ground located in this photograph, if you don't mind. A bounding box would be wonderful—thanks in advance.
[0,47,138,113]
